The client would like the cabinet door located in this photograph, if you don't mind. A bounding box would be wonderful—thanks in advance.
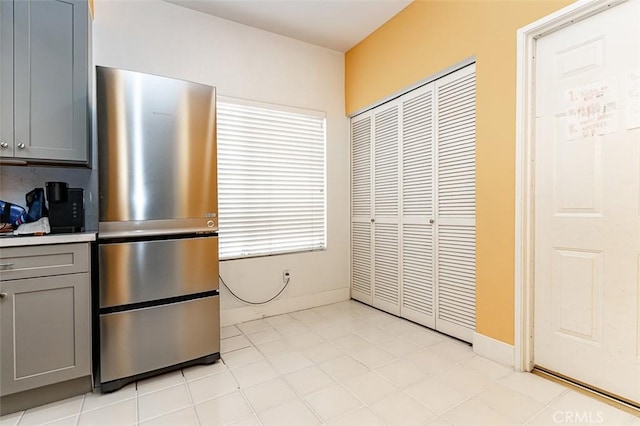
[0,273,90,396]
[0,0,13,158]
[13,0,88,163]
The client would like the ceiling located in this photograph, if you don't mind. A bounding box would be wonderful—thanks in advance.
[165,0,412,52]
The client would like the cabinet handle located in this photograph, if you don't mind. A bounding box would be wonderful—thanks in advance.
[429,219,435,224]
[17,143,25,149]
[370,218,375,223]
[0,263,14,269]
[0,293,7,299]
[0,142,8,148]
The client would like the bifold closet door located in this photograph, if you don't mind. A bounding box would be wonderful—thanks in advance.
[434,64,476,343]
[372,101,401,315]
[350,64,476,343]
[351,113,373,304]
[400,84,436,328]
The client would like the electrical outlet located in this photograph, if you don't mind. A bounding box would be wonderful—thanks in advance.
[282,269,291,284]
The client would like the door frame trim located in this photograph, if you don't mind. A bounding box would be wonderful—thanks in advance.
[514,0,628,372]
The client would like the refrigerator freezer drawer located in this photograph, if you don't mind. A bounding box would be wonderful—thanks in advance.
[99,236,218,308]
[100,295,220,383]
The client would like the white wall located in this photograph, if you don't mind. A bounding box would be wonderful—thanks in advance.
[93,0,350,325]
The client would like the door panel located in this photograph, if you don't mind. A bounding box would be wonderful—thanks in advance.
[436,71,476,219]
[436,224,475,342]
[352,115,372,219]
[401,84,435,326]
[534,0,640,404]
[351,113,373,303]
[352,222,372,303]
[373,223,399,314]
[551,249,603,343]
[374,105,400,218]
[402,223,434,327]
[435,66,476,342]
[372,102,401,315]
[554,117,603,215]
[402,88,433,217]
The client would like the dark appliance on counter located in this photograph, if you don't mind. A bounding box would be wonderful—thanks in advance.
[95,66,220,393]
[45,182,85,233]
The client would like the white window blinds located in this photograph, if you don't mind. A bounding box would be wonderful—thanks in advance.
[217,97,326,260]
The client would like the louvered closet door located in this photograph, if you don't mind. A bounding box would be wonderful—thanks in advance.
[434,64,476,343]
[373,101,401,315]
[351,113,373,304]
[400,84,436,328]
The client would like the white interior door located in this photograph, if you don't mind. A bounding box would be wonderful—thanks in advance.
[373,100,401,315]
[434,65,477,343]
[534,0,640,404]
[400,83,436,328]
[351,112,373,304]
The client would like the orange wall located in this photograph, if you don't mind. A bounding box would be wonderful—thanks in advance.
[346,0,571,345]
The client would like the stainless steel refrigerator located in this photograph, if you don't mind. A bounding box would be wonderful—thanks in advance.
[95,67,220,392]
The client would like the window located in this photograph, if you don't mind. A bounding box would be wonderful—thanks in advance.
[217,97,326,260]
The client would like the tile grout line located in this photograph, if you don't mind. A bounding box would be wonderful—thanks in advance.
[183,367,205,426]
[517,387,573,425]
[15,410,25,426]
[521,403,555,426]
[224,358,256,425]
[75,394,86,426]
[236,386,260,425]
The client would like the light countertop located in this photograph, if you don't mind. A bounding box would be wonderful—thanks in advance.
[0,232,96,248]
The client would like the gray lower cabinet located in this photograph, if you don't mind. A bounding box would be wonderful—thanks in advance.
[0,243,91,405]
[0,0,90,164]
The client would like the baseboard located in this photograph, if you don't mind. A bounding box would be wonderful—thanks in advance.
[220,287,350,327]
[0,376,92,416]
[473,332,515,368]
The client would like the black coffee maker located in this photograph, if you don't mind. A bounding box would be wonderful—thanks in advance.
[45,182,85,233]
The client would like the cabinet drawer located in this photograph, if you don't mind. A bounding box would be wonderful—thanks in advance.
[0,243,89,281]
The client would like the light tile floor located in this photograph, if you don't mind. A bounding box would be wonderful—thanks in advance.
[1,300,637,426]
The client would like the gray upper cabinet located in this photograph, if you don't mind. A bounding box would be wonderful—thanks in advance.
[0,1,13,157]
[0,0,90,165]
